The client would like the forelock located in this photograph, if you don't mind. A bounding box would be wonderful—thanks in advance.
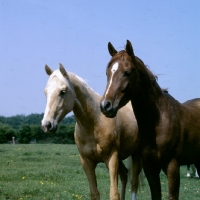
[107,50,132,69]
[49,70,68,85]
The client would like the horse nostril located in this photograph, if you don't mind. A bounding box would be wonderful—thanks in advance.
[46,122,52,130]
[105,101,110,109]
[104,100,112,112]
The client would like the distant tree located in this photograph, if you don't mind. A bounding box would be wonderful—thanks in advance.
[0,114,76,144]
[0,115,26,129]
[0,123,16,143]
[52,124,75,144]
[30,125,46,142]
[0,116,6,124]
[60,115,76,124]
[24,113,44,125]
[0,114,75,129]
[17,125,32,144]
[0,125,7,143]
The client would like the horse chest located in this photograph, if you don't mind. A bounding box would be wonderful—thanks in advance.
[137,132,167,162]
[76,133,116,162]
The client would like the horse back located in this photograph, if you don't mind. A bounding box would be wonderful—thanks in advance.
[152,96,200,164]
[166,98,200,163]
[181,98,200,159]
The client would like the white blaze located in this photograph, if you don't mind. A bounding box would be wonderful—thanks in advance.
[104,62,119,99]
[42,70,70,126]
[42,78,57,124]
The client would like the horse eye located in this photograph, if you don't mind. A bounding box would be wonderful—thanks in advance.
[60,90,66,96]
[124,71,131,77]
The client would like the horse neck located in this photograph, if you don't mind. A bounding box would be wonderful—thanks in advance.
[69,74,101,128]
[130,62,162,130]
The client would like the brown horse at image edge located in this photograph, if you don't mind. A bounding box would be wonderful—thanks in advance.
[100,40,200,200]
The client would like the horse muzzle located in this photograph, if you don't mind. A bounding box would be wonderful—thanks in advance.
[100,99,117,118]
[41,120,58,133]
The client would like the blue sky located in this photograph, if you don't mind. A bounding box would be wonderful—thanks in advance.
[0,0,200,117]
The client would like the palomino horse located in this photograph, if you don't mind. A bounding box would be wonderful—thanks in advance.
[100,40,200,200]
[41,64,142,200]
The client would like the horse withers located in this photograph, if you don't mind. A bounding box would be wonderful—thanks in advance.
[100,40,200,200]
[41,63,142,200]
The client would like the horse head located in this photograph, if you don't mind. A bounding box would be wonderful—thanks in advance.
[100,40,139,118]
[41,63,76,133]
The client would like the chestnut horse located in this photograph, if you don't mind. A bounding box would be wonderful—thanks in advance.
[41,64,142,200]
[100,40,200,200]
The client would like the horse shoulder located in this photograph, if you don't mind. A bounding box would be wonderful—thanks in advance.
[154,99,183,155]
[181,99,200,148]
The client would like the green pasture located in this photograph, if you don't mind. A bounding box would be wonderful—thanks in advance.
[0,144,199,200]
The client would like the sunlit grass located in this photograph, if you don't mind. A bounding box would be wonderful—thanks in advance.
[0,144,199,199]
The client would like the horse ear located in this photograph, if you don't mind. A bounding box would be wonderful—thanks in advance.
[108,42,117,56]
[125,40,135,58]
[45,65,53,76]
[59,63,69,79]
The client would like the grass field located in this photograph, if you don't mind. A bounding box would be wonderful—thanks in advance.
[0,144,199,200]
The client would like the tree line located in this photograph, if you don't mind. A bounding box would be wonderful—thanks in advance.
[0,114,76,144]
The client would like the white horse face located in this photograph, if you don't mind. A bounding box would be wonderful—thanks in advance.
[41,64,75,133]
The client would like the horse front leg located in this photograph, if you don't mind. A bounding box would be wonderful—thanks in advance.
[143,160,161,200]
[118,160,128,200]
[80,156,100,200]
[165,159,180,200]
[130,152,143,200]
[107,151,120,200]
